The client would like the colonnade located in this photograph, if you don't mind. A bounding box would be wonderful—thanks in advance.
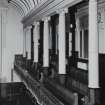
[22,0,99,89]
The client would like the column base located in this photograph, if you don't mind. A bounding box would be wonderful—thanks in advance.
[49,67,56,79]
[43,67,49,77]
[58,74,67,85]
[89,88,100,105]
[32,62,38,71]
[26,59,32,71]
[23,57,27,69]
[71,51,78,68]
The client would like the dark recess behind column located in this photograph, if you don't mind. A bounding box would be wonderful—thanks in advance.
[51,14,59,54]
[38,21,44,65]
[99,54,105,104]
[68,7,78,68]
[31,25,34,61]
[69,7,76,52]
[65,13,70,58]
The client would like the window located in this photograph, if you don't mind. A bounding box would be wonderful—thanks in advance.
[80,29,88,58]
[77,15,88,59]
[84,30,88,58]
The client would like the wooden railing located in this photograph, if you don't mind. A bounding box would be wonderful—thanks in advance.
[14,56,79,105]
[14,63,65,105]
[44,77,78,105]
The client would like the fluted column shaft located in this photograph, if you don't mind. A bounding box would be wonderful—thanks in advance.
[58,9,67,74]
[89,0,99,88]
[23,28,26,57]
[26,26,32,60]
[33,22,40,62]
[43,17,50,67]
[0,14,2,77]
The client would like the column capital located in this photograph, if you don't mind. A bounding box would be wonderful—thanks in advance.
[23,27,27,33]
[26,25,32,30]
[42,17,50,22]
[76,18,80,29]
[89,0,97,5]
[89,0,97,2]
[56,8,68,15]
[33,21,40,26]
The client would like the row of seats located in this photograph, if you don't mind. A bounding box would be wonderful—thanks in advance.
[0,82,38,105]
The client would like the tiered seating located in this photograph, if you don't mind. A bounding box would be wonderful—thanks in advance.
[14,64,65,105]
[0,82,38,105]
[66,67,88,95]
[44,77,78,105]
[14,61,79,105]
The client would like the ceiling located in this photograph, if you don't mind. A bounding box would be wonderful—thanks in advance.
[7,0,43,16]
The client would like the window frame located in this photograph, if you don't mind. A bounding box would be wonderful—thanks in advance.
[79,27,88,59]
[75,6,88,60]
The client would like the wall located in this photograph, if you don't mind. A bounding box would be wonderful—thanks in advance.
[1,5,23,82]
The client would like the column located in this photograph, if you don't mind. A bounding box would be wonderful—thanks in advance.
[0,13,1,78]
[25,26,32,71]
[42,17,50,76]
[26,27,28,58]
[33,22,40,63]
[57,8,68,84]
[23,28,26,58]
[43,17,50,67]
[27,26,32,60]
[75,18,80,55]
[89,0,99,104]
[58,8,68,74]
[33,22,40,71]
[89,0,99,89]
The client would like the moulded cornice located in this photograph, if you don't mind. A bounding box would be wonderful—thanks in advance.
[56,8,68,14]
[22,0,83,27]
[42,17,50,22]
[22,0,54,23]
[33,21,40,26]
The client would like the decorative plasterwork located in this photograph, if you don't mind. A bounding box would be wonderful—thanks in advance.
[22,0,83,27]
[7,0,47,17]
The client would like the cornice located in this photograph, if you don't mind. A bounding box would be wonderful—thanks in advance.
[22,0,54,23]
[22,0,83,27]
